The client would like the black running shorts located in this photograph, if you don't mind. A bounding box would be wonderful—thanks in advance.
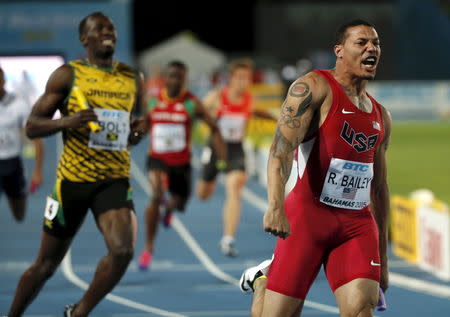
[200,141,246,182]
[42,178,134,239]
[0,156,26,199]
[146,156,192,199]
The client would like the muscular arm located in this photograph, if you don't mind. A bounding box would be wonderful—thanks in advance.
[371,107,392,291]
[202,90,220,120]
[26,65,97,138]
[195,99,227,162]
[265,75,325,238]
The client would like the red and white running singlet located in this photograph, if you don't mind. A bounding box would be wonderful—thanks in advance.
[294,70,385,210]
[147,89,197,166]
[216,87,252,143]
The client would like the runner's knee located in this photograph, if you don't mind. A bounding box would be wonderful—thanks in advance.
[196,182,213,200]
[251,306,262,317]
[150,189,164,204]
[105,221,135,261]
[31,258,59,280]
[340,296,377,317]
[110,241,134,262]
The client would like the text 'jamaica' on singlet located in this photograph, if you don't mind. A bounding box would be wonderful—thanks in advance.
[57,60,138,182]
[294,70,385,210]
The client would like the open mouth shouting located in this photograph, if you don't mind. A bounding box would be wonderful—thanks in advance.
[361,56,378,72]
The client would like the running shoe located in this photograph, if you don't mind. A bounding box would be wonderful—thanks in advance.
[239,258,273,293]
[138,249,153,271]
[63,303,77,316]
[219,237,238,257]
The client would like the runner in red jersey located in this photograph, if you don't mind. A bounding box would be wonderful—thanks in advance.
[239,20,391,317]
[196,59,275,256]
[138,61,226,270]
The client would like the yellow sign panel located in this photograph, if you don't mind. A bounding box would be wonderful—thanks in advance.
[247,83,283,144]
[391,195,418,263]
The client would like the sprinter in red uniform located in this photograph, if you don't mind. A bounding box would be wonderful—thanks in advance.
[197,59,275,256]
[240,20,391,317]
[138,61,226,270]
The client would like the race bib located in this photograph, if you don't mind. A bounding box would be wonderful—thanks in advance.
[152,123,186,153]
[88,109,130,151]
[44,196,60,221]
[218,114,247,142]
[320,158,373,210]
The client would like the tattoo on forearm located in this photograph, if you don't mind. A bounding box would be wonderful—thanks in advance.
[270,127,295,184]
[280,114,301,129]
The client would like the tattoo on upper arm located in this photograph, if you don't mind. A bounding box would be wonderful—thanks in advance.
[280,82,313,129]
[294,93,312,117]
[270,127,295,183]
[289,82,310,97]
[280,101,301,129]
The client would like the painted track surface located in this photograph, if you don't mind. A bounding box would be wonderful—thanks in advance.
[1,136,449,316]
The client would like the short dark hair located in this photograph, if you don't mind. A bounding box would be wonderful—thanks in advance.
[334,19,375,45]
[167,60,187,71]
[78,12,108,36]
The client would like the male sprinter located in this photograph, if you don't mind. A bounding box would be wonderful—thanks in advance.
[197,59,275,256]
[0,66,43,222]
[8,12,145,317]
[138,60,226,270]
[240,20,390,317]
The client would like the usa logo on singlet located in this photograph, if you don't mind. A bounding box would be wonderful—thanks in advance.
[340,121,379,153]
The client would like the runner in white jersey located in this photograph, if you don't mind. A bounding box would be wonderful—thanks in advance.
[0,66,43,221]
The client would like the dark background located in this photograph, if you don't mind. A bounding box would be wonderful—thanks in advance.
[132,1,255,54]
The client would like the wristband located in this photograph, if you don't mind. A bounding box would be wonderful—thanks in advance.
[216,159,228,171]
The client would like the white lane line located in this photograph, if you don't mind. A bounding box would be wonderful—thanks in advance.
[390,272,450,298]
[172,217,240,286]
[56,137,186,317]
[241,182,450,300]
[131,158,341,315]
[61,249,186,317]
